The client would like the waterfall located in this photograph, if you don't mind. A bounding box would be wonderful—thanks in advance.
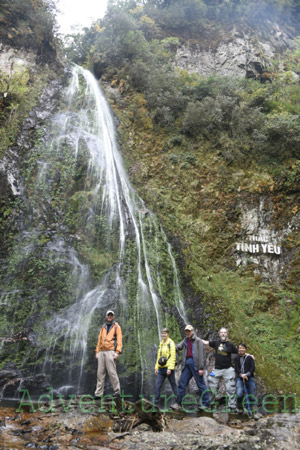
[0,65,187,398]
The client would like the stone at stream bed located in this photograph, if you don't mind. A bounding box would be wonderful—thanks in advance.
[1,400,300,450]
[110,413,300,450]
[83,414,114,433]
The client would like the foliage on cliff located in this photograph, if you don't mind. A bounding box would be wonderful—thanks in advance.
[0,0,63,160]
[63,0,300,395]
[0,0,58,62]
[66,0,300,167]
[0,0,300,398]
[0,1,68,391]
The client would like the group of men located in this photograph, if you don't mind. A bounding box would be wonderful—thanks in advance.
[94,310,256,413]
[171,325,256,412]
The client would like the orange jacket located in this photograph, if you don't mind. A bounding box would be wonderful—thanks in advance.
[95,322,122,354]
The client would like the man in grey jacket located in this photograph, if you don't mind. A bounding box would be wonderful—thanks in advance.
[171,325,210,411]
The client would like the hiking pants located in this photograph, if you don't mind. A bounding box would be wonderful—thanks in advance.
[208,367,236,408]
[95,350,120,396]
[154,368,178,406]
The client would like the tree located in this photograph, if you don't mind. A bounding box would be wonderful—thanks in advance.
[0,0,58,61]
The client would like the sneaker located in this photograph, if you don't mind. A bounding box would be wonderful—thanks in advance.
[198,405,210,412]
[170,403,181,411]
[204,404,216,412]
[228,407,238,413]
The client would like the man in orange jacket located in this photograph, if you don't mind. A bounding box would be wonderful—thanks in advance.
[94,310,122,398]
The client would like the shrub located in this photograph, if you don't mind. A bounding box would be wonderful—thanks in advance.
[169,135,183,146]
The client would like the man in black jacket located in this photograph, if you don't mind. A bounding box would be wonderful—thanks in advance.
[171,325,210,411]
[235,343,256,410]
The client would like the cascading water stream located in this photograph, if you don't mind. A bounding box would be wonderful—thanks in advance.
[0,65,187,398]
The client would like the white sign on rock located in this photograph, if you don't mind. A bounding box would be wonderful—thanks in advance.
[236,235,281,255]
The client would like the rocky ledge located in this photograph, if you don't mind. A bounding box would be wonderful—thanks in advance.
[175,22,297,80]
[1,397,299,450]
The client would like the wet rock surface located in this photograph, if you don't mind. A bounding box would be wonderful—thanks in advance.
[1,399,299,450]
[0,363,51,400]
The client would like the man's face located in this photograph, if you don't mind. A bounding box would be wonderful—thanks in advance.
[238,345,246,356]
[185,329,194,339]
[106,313,114,323]
[219,328,228,341]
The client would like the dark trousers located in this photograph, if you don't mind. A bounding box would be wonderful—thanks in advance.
[154,368,178,405]
[177,357,210,407]
[236,377,256,399]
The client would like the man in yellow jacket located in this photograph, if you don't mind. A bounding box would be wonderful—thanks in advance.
[94,310,122,398]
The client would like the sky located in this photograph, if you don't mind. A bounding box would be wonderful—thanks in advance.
[56,0,108,34]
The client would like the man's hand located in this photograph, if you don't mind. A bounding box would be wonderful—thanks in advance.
[241,373,248,380]
[114,352,119,360]
[202,339,209,345]
[155,369,158,375]
[167,369,171,376]
[199,369,204,376]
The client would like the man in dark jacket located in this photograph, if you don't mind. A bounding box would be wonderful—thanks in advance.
[202,327,238,411]
[171,325,209,411]
[235,343,256,410]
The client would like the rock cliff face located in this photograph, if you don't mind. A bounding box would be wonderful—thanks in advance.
[0,44,37,74]
[234,197,300,284]
[175,22,296,79]
[0,42,66,396]
[0,42,64,257]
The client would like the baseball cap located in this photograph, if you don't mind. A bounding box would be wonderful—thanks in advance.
[106,310,115,316]
[185,324,194,331]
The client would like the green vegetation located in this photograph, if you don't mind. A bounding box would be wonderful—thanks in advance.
[0,66,56,158]
[0,0,62,266]
[0,58,185,393]
[0,0,58,61]
[0,0,64,374]
[1,0,300,396]
[61,0,300,394]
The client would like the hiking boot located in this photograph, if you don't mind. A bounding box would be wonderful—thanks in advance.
[204,404,216,412]
[113,394,122,411]
[198,405,210,412]
[228,407,239,413]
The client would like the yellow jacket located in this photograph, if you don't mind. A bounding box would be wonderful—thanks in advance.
[95,322,122,354]
[155,337,176,370]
